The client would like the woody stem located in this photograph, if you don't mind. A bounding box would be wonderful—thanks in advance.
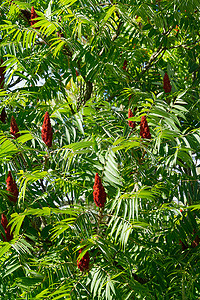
[97,207,104,235]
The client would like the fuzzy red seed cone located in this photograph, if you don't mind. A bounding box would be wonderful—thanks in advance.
[6,171,18,203]
[41,112,53,148]
[128,108,136,129]
[0,107,7,123]
[30,6,38,27]
[5,229,13,242]
[1,214,8,229]
[10,116,20,138]
[123,59,128,70]
[1,58,6,73]
[1,233,6,241]
[77,248,90,272]
[140,116,151,139]
[93,173,106,208]
[1,214,13,242]
[163,72,172,93]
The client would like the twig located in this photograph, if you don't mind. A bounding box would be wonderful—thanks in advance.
[8,77,23,89]
[59,83,76,114]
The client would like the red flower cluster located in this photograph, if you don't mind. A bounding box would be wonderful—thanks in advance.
[0,107,7,123]
[123,60,128,71]
[41,112,53,148]
[128,108,136,129]
[30,6,38,27]
[93,173,106,208]
[163,72,172,93]
[10,116,20,138]
[0,58,6,89]
[6,171,18,203]
[77,248,90,272]
[140,116,151,139]
[1,214,13,242]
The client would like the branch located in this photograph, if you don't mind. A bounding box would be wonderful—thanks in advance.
[97,207,104,235]
[59,81,75,114]
[83,80,93,103]
[137,27,175,78]
[169,39,200,50]
[138,46,166,78]
[99,20,123,56]
[111,21,123,42]
[63,90,76,115]
[137,38,200,78]
[8,76,23,89]
[77,60,93,109]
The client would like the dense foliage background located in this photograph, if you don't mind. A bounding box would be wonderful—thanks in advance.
[0,0,200,299]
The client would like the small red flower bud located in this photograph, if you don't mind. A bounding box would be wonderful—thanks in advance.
[93,173,106,208]
[163,72,172,93]
[10,116,20,138]
[6,171,18,203]
[128,108,136,129]
[1,214,13,242]
[0,107,7,123]
[77,248,90,272]
[1,214,8,229]
[174,25,179,32]
[41,112,53,148]
[30,6,38,27]
[123,60,128,71]
[140,116,151,139]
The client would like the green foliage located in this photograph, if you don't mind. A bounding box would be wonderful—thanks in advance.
[0,0,200,299]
